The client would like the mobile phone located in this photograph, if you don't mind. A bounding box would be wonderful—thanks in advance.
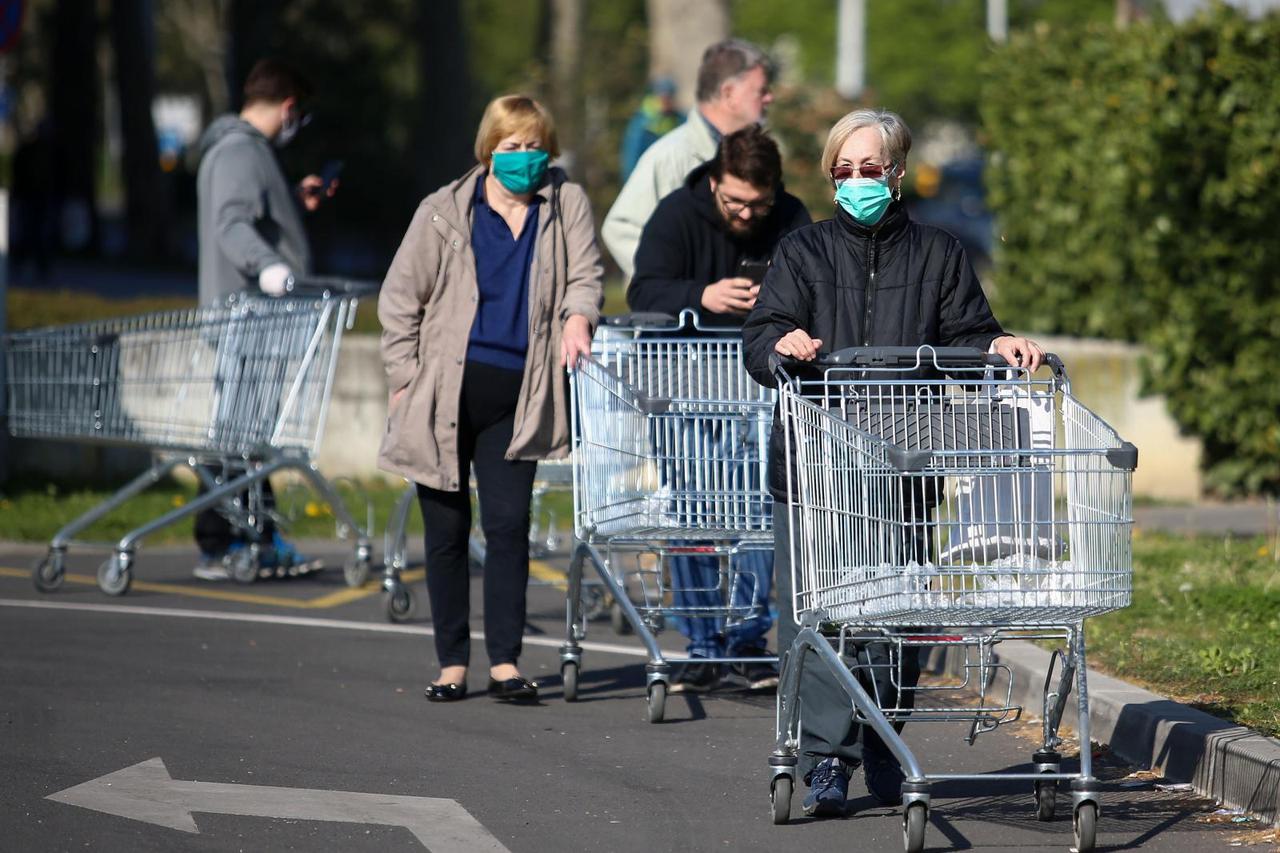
[316,159,344,192]
[738,258,770,284]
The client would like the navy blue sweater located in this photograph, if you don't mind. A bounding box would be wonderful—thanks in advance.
[468,176,540,371]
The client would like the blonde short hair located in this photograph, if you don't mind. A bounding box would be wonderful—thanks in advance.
[820,108,912,180]
[474,95,560,164]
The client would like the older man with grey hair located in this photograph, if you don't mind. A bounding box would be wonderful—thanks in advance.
[602,38,774,279]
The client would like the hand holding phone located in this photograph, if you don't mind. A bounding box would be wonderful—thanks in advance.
[737,258,770,284]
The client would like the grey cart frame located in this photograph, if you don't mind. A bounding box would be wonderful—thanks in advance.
[766,346,1137,853]
[560,311,778,723]
[5,277,376,595]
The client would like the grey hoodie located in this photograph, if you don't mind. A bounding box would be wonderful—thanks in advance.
[196,115,311,306]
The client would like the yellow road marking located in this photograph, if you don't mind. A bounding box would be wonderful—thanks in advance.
[529,559,568,590]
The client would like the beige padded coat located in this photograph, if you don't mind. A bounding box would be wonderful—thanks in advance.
[376,166,604,491]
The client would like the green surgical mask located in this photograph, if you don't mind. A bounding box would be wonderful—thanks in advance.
[491,150,550,194]
[834,177,893,226]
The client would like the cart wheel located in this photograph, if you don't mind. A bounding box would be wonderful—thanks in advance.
[32,552,66,593]
[581,586,607,622]
[610,601,632,635]
[770,775,793,825]
[230,546,260,584]
[1034,778,1057,821]
[1073,802,1097,852]
[386,584,415,623]
[646,681,666,723]
[97,556,132,596]
[562,661,579,702]
[903,802,927,853]
[343,553,371,588]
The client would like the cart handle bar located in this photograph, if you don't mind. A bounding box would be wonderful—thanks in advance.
[602,308,737,334]
[284,274,380,297]
[770,345,1066,379]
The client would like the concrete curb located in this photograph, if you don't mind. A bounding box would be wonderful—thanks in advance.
[937,639,1280,826]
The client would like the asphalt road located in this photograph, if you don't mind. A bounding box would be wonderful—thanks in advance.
[0,541,1256,852]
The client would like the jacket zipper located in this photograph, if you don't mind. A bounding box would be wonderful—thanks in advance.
[862,234,879,345]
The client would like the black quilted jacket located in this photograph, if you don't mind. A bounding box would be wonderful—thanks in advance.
[742,201,1006,501]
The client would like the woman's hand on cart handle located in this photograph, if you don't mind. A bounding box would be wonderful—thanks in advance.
[561,314,593,369]
[773,329,823,361]
[991,335,1045,372]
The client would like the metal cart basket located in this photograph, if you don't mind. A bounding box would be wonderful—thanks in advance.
[4,278,376,595]
[767,346,1136,853]
[560,311,777,722]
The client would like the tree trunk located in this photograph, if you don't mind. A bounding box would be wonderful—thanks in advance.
[549,0,583,177]
[110,0,170,259]
[49,0,100,254]
[225,0,283,110]
[414,1,471,194]
[646,0,729,111]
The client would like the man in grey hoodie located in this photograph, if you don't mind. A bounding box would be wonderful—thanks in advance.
[193,59,334,579]
[197,58,333,306]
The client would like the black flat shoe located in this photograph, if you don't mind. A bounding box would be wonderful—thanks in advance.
[424,682,468,702]
[488,676,538,703]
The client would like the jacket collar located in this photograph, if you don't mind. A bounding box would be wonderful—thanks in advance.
[834,199,910,245]
[430,164,566,234]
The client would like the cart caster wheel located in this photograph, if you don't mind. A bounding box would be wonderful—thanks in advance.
[562,661,579,702]
[581,587,607,622]
[903,802,927,853]
[1034,778,1057,821]
[1073,801,1097,852]
[770,775,793,825]
[646,681,666,723]
[97,555,132,596]
[344,553,371,587]
[33,552,66,593]
[385,584,415,623]
[610,601,632,635]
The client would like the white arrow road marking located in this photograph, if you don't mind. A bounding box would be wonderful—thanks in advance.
[47,757,510,852]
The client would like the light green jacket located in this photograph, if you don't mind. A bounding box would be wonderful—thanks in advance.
[601,111,719,279]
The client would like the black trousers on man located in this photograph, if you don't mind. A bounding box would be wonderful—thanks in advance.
[417,360,538,669]
[775,502,924,778]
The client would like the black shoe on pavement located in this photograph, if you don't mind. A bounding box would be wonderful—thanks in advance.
[863,754,906,806]
[668,660,721,694]
[730,646,779,691]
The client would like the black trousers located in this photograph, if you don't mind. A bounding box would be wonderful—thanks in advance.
[417,360,537,669]
[775,502,923,778]
[194,465,276,555]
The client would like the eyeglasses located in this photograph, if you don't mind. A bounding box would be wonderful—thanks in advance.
[830,162,895,182]
[716,191,775,216]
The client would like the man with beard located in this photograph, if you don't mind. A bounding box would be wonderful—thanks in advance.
[626,125,809,693]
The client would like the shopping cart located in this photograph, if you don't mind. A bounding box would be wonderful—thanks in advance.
[560,311,776,722]
[380,458,581,624]
[765,346,1136,852]
[5,277,377,595]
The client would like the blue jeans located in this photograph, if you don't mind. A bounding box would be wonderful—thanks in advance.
[662,411,773,657]
[670,548,774,657]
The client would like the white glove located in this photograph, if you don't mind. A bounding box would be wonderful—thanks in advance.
[258,263,292,296]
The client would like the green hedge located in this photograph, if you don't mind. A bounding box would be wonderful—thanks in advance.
[982,4,1280,496]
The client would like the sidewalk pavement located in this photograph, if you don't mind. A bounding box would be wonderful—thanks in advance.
[1134,501,1277,536]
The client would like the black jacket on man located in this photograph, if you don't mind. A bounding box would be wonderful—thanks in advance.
[742,201,1005,500]
[627,162,811,326]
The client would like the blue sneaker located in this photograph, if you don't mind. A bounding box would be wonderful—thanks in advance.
[802,757,850,817]
[266,532,324,576]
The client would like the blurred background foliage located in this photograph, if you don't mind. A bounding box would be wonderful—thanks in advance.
[4,0,1279,494]
[982,3,1280,495]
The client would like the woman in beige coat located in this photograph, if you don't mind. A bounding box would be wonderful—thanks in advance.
[378,95,603,704]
